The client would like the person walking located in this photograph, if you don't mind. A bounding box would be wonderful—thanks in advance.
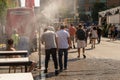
[69,24,76,48]
[41,27,59,75]
[76,25,86,59]
[97,26,102,44]
[56,25,71,71]
[114,27,118,40]
[91,26,98,48]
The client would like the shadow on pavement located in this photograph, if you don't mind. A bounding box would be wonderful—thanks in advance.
[45,72,56,78]
[68,58,80,62]
[68,50,77,53]
[85,48,93,50]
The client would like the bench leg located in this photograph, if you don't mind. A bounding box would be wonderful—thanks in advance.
[21,66,23,72]
[9,66,11,73]
[25,66,27,72]
[14,66,16,73]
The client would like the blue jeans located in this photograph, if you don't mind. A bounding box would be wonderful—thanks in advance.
[58,49,68,69]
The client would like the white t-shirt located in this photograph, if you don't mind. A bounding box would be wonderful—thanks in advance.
[91,30,98,38]
[56,30,70,49]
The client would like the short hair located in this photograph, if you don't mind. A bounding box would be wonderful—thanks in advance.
[7,39,14,45]
[70,24,73,26]
[64,25,68,28]
[78,25,82,28]
[44,28,48,32]
[60,25,65,29]
[93,27,97,30]
[48,26,55,31]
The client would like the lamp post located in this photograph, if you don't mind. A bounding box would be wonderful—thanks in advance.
[38,23,41,69]
[34,7,41,70]
[74,0,79,25]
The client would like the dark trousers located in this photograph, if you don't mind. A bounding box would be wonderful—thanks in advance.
[58,49,68,69]
[45,48,58,70]
[97,35,101,43]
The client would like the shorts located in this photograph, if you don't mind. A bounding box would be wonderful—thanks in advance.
[70,36,75,41]
[77,40,86,48]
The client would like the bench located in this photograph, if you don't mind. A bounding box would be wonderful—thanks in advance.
[0,50,28,57]
[0,57,32,72]
[0,72,34,80]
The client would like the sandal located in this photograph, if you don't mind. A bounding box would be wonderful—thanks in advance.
[83,54,86,59]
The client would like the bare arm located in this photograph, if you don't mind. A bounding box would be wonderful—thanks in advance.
[55,36,58,49]
[68,37,72,49]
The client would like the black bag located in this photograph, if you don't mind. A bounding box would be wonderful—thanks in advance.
[76,29,86,40]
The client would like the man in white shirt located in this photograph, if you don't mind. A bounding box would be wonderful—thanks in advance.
[56,25,71,71]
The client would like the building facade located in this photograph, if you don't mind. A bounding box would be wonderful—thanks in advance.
[78,0,107,16]
[106,0,120,8]
[77,0,120,22]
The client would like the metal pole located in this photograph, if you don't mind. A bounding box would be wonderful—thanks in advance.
[38,24,41,69]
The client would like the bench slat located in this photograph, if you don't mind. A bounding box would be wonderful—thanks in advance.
[0,73,34,80]
[0,57,32,72]
[0,50,28,57]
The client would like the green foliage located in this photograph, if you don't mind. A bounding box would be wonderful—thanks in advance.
[102,24,111,37]
[0,0,7,9]
[0,0,7,24]
[91,2,106,22]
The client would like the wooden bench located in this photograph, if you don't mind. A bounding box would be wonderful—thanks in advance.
[0,72,34,80]
[0,50,28,57]
[0,57,32,72]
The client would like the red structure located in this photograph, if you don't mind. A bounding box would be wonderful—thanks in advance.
[25,0,34,8]
[6,7,35,37]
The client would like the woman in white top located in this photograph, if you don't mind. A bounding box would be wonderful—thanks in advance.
[91,27,98,48]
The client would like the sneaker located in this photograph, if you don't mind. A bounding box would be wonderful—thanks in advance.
[64,68,67,70]
[73,45,75,49]
[44,69,48,73]
[55,70,59,76]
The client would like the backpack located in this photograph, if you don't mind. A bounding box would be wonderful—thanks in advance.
[76,29,86,40]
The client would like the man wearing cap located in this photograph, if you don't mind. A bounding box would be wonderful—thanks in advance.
[41,27,59,75]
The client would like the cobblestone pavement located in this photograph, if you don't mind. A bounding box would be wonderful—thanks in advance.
[40,38,120,80]
[44,58,120,80]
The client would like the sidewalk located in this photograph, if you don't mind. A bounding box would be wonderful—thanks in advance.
[45,59,120,80]
[41,37,120,80]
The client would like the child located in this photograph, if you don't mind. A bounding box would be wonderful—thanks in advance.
[6,39,36,72]
[6,39,16,51]
[6,39,21,73]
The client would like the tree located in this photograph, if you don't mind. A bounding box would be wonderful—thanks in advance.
[91,2,106,22]
[0,0,7,25]
[0,0,20,27]
[0,0,7,43]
